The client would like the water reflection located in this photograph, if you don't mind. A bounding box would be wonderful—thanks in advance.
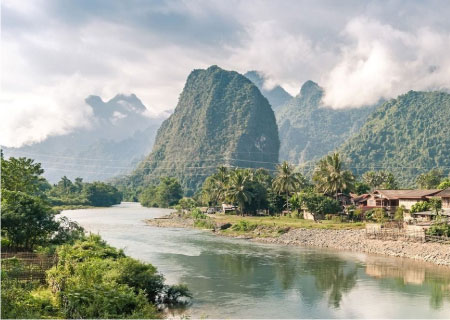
[364,256,450,309]
[63,204,450,318]
[304,256,357,308]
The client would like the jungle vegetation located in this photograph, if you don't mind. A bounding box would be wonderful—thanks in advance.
[1,155,190,319]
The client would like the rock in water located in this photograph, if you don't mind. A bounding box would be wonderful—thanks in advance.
[131,65,280,194]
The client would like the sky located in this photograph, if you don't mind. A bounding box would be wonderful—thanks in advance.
[2,0,450,147]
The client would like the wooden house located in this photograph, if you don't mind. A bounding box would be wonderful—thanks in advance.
[365,189,442,214]
[435,188,450,209]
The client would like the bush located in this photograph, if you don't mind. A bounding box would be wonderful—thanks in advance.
[162,284,192,305]
[365,209,374,221]
[331,215,344,223]
[352,209,363,222]
[231,220,257,232]
[325,214,333,220]
[47,235,190,318]
[372,208,387,223]
[427,223,450,237]
[1,279,57,319]
[178,197,196,210]
[290,210,303,219]
[191,208,207,219]
[193,218,216,230]
[411,201,431,213]
[394,206,405,222]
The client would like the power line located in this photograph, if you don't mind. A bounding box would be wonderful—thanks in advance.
[4,149,450,172]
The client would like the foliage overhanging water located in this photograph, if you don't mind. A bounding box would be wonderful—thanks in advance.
[62,202,450,318]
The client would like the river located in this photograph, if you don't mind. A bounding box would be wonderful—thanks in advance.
[62,202,450,318]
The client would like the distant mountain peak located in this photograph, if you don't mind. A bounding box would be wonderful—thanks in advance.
[244,70,292,110]
[130,65,280,194]
[244,71,264,87]
[85,95,104,106]
[110,93,146,113]
[299,80,322,97]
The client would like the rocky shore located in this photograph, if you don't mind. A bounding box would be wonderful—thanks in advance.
[256,228,450,266]
[145,214,450,267]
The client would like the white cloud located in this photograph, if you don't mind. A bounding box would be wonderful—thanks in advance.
[0,75,93,147]
[226,20,326,95]
[2,1,450,147]
[322,17,450,108]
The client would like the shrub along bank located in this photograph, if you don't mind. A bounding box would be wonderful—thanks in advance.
[2,235,192,319]
[1,155,191,318]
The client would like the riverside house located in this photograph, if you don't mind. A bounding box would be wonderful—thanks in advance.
[364,189,442,214]
[435,187,450,209]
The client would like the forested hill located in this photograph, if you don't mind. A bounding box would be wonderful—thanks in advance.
[244,71,292,110]
[276,81,376,164]
[126,65,280,194]
[338,90,450,186]
[3,94,164,182]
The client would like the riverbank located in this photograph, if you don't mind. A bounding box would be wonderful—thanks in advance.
[146,212,450,267]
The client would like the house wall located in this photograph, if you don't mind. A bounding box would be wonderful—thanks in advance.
[442,197,450,209]
[399,199,421,210]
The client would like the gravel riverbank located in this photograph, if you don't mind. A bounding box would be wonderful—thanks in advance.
[145,215,450,267]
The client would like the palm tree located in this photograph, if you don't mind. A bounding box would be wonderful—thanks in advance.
[313,153,355,200]
[272,161,302,211]
[212,166,229,203]
[226,170,253,215]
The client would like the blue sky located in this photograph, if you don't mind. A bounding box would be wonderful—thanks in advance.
[2,0,450,147]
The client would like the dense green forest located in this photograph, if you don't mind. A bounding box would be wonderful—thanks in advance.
[1,156,123,208]
[120,65,280,195]
[276,80,376,164]
[338,91,450,186]
[1,155,190,318]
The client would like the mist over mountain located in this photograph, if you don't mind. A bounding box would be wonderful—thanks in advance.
[3,94,165,183]
[126,66,280,194]
[338,90,450,186]
[275,81,377,165]
[244,71,293,110]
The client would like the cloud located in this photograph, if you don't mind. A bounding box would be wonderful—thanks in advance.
[0,75,93,147]
[322,17,450,108]
[2,0,450,147]
[226,20,337,95]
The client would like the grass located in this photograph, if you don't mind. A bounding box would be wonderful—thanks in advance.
[210,214,365,230]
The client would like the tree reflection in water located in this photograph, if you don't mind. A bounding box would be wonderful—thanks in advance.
[303,256,358,308]
[364,256,450,310]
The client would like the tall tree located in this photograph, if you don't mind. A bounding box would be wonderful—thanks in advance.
[416,169,444,189]
[1,190,58,250]
[272,161,302,210]
[313,153,355,199]
[1,156,45,195]
[200,166,229,206]
[226,170,253,215]
[362,170,399,190]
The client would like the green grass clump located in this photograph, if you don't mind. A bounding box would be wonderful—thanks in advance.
[231,220,257,232]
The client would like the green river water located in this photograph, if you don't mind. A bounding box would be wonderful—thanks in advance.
[62,202,450,318]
